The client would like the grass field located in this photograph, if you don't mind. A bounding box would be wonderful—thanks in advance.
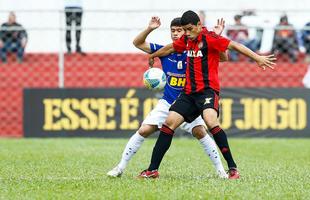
[0,138,310,200]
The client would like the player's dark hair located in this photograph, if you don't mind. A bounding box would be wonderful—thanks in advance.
[181,10,200,26]
[170,17,182,27]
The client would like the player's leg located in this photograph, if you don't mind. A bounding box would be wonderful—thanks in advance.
[202,109,239,179]
[146,111,184,171]
[107,99,169,177]
[196,89,239,179]
[138,111,184,178]
[181,119,227,178]
[139,94,199,178]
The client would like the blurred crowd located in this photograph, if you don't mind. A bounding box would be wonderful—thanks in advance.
[1,9,310,87]
[198,11,310,64]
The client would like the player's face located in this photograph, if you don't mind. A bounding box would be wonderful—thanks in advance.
[182,22,202,40]
[170,26,184,41]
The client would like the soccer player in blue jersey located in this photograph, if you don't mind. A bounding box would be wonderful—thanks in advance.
[107,16,228,178]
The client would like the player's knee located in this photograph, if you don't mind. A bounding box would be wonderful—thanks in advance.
[163,111,184,130]
[138,125,155,138]
[164,119,178,130]
[192,125,206,140]
[203,110,219,129]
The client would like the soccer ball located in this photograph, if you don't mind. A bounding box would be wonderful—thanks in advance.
[143,68,166,90]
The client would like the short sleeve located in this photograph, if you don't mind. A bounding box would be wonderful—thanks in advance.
[150,43,164,53]
[207,31,230,52]
[173,35,187,53]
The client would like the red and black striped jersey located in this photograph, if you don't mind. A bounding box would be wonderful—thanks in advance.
[173,27,230,94]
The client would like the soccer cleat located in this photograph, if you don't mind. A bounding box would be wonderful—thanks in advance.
[107,166,123,177]
[137,169,159,179]
[217,169,228,179]
[228,168,240,179]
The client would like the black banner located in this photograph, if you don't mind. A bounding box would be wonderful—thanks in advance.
[23,88,310,137]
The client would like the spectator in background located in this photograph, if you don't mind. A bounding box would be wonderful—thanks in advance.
[272,15,298,63]
[226,14,259,61]
[303,64,310,88]
[198,10,206,26]
[64,0,85,55]
[302,22,310,63]
[0,12,27,63]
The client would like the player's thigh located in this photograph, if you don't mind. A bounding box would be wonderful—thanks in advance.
[202,108,220,129]
[169,93,200,123]
[194,89,220,129]
[195,89,220,114]
[164,111,185,130]
[142,99,170,130]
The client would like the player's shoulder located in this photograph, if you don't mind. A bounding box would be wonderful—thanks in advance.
[205,31,221,39]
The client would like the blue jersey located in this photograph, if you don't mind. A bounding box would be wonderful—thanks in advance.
[150,43,187,104]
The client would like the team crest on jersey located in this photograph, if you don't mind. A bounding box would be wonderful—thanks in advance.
[187,50,203,58]
[204,98,212,105]
[198,42,203,49]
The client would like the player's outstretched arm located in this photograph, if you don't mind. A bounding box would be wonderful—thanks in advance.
[149,43,175,66]
[228,41,276,70]
[133,16,161,53]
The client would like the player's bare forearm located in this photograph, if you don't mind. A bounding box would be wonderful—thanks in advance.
[133,16,161,54]
[150,43,175,59]
[228,41,260,61]
[132,27,154,53]
[148,43,175,66]
[228,41,276,70]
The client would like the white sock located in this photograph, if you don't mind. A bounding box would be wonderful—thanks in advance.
[199,134,226,174]
[117,132,145,171]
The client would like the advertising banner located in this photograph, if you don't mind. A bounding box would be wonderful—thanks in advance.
[24,88,309,137]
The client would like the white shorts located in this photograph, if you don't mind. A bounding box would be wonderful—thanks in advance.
[142,99,206,134]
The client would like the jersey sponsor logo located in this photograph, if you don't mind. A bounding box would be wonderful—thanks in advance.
[187,50,203,57]
[167,76,186,89]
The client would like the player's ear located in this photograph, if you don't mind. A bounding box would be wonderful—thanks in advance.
[197,21,202,28]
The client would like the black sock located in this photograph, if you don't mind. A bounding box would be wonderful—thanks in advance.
[210,126,237,169]
[148,124,174,171]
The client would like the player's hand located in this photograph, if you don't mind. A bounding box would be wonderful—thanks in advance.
[212,18,225,36]
[148,16,161,30]
[256,54,277,70]
[148,55,154,67]
[0,40,3,48]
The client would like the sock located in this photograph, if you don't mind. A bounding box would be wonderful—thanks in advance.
[210,126,237,169]
[117,132,145,171]
[199,134,226,174]
[148,124,174,171]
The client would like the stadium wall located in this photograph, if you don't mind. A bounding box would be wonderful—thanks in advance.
[0,53,308,137]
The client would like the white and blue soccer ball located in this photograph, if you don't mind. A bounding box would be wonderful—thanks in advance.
[143,68,166,90]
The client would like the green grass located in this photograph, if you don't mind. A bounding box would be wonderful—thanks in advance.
[0,138,310,200]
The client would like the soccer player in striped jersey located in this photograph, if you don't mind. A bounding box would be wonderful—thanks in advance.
[139,11,276,179]
[107,16,229,179]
